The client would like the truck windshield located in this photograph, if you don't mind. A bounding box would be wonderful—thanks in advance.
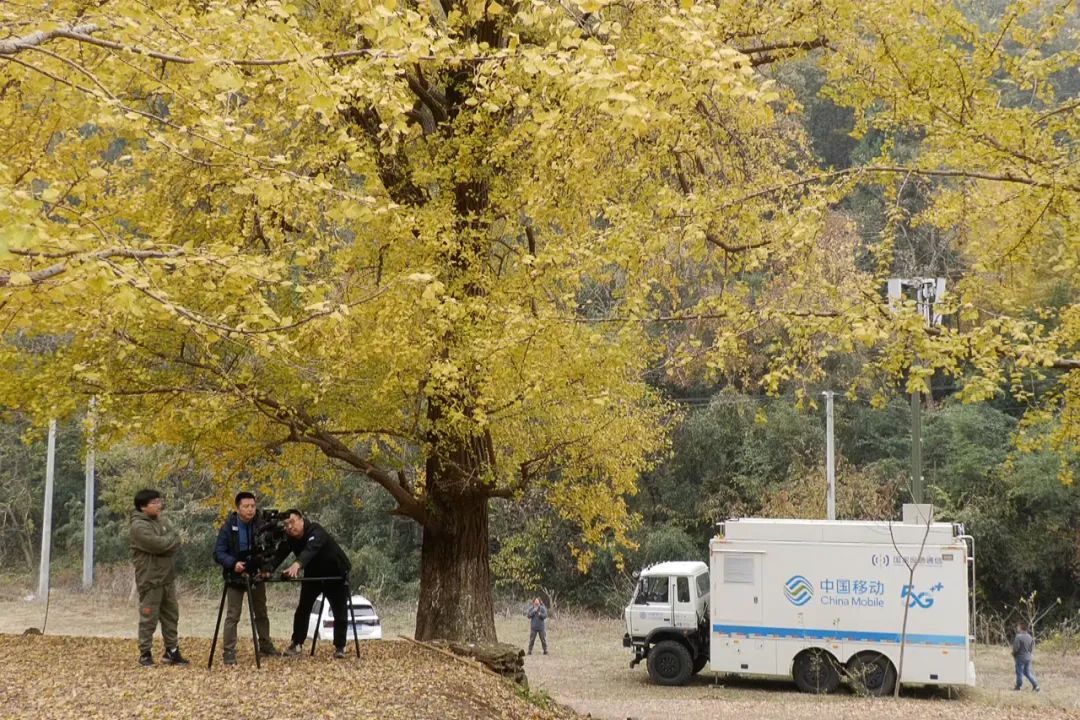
[634,576,669,604]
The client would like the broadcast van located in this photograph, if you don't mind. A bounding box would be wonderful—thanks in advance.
[622,506,976,695]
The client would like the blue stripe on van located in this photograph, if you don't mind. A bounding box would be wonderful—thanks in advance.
[712,623,966,647]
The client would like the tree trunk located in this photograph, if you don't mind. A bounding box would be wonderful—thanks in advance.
[415,489,497,642]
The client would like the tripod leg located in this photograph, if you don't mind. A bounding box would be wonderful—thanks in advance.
[345,581,360,659]
[246,576,261,669]
[310,590,325,657]
[208,583,228,670]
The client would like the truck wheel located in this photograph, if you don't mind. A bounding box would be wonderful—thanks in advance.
[847,652,897,697]
[692,654,708,675]
[647,640,693,686]
[793,649,841,694]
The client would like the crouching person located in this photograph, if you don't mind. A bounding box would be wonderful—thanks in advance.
[272,509,353,658]
[130,488,188,667]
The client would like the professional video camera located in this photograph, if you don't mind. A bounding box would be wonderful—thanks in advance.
[244,509,288,574]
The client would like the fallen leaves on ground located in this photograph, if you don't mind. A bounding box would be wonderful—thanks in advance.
[0,634,579,720]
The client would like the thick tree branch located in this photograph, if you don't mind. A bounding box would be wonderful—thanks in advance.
[253,394,432,526]
[344,104,429,207]
[0,22,518,66]
[0,247,184,288]
[406,65,449,124]
[726,35,832,68]
[0,23,384,65]
[736,37,829,56]
[0,23,99,55]
[743,38,829,67]
[704,230,771,254]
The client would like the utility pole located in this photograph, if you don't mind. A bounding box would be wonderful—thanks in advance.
[910,391,923,506]
[823,391,836,521]
[83,399,96,590]
[887,278,946,504]
[37,419,57,600]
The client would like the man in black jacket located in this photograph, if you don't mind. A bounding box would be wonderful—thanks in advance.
[273,508,353,658]
[212,492,277,664]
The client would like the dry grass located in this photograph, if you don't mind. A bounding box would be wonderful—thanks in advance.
[2,585,1078,720]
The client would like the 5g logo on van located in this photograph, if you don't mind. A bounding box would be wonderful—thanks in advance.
[784,575,814,606]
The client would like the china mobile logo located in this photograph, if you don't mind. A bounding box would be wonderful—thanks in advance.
[784,575,813,606]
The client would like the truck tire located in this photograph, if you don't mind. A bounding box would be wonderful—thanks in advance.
[847,652,897,697]
[793,649,841,694]
[692,654,709,675]
[647,640,693,686]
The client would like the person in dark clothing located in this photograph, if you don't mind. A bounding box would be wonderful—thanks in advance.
[272,509,353,658]
[212,491,278,664]
[526,597,549,655]
[1012,622,1040,691]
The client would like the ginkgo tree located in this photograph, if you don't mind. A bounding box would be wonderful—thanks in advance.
[0,0,1076,642]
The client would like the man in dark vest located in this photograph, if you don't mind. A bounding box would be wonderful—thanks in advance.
[212,491,278,664]
[272,508,353,658]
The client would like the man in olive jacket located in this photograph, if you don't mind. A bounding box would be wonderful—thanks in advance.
[130,488,188,667]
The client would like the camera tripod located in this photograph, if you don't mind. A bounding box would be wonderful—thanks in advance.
[207,574,361,669]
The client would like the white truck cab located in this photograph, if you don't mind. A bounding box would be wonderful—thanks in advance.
[623,561,710,685]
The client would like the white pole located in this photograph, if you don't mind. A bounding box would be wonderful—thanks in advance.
[823,392,836,521]
[37,419,57,600]
[83,399,96,590]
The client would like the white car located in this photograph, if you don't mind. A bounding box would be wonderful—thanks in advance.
[308,594,383,641]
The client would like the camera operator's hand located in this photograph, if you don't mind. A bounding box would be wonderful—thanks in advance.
[234,561,247,574]
[282,561,301,579]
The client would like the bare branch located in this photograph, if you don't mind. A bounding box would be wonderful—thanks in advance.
[723,165,1080,211]
[736,37,829,56]
[1034,100,1080,126]
[735,37,829,67]
[704,230,771,254]
[0,23,100,55]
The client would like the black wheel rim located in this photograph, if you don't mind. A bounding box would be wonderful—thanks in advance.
[656,651,680,679]
[863,658,885,690]
[799,652,833,690]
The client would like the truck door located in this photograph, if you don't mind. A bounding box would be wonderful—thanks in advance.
[672,576,696,630]
[717,552,763,624]
[713,551,774,674]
